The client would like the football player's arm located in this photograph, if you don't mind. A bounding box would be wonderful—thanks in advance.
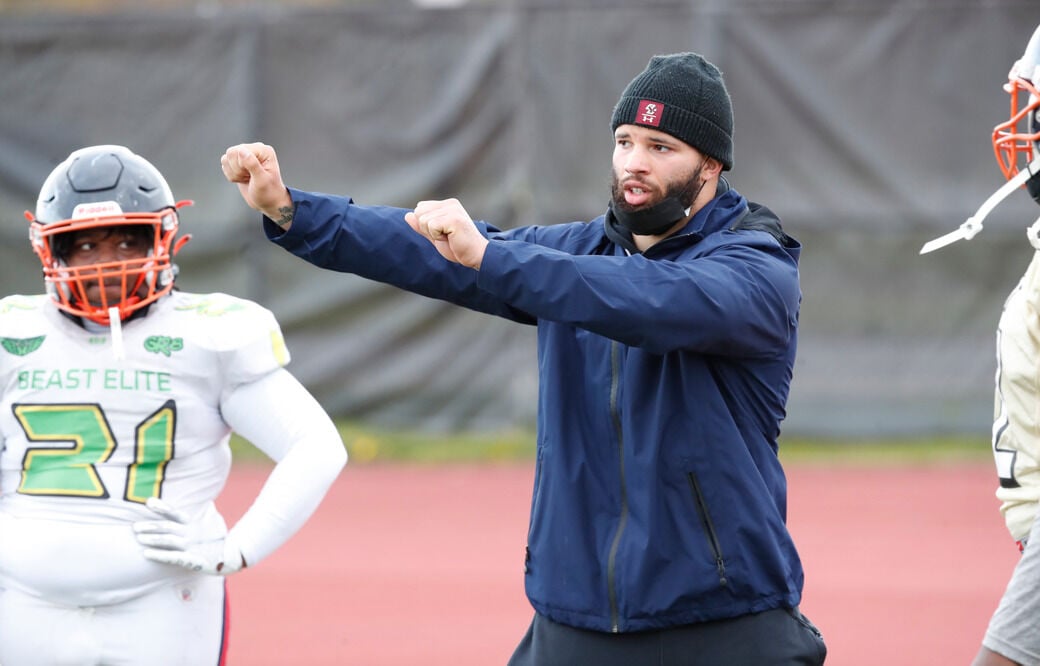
[217,367,347,567]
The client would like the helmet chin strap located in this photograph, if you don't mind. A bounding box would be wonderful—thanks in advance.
[1028,168,1040,205]
[920,155,1040,254]
[611,196,691,236]
[108,306,125,361]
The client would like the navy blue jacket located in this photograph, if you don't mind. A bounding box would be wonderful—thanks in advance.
[266,183,804,633]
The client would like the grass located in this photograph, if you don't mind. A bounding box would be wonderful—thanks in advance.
[230,422,994,467]
[776,435,991,466]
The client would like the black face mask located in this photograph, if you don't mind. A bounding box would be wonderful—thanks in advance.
[609,196,688,236]
[610,158,708,236]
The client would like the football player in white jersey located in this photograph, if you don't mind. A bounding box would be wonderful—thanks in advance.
[0,145,347,666]
[973,24,1040,666]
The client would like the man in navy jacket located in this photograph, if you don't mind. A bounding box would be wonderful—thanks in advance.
[221,52,826,665]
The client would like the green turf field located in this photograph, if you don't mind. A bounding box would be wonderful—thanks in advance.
[231,422,993,467]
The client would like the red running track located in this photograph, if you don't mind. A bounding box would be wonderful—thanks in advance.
[216,461,1018,666]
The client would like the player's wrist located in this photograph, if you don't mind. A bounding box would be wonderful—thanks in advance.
[217,533,246,574]
[263,189,295,230]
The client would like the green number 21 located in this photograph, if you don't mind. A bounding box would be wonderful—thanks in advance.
[14,401,176,503]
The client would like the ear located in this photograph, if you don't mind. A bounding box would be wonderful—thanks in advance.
[701,156,723,180]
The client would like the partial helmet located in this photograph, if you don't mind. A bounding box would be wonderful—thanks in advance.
[993,24,1040,205]
[25,145,192,325]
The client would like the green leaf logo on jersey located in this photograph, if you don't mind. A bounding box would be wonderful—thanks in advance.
[1,335,45,356]
[174,297,245,317]
[144,336,184,357]
[0,295,43,314]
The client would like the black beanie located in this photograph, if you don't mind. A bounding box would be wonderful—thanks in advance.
[611,52,734,171]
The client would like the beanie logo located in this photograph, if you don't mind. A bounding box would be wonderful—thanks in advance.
[636,100,662,127]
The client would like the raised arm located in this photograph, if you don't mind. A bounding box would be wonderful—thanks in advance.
[220,143,296,230]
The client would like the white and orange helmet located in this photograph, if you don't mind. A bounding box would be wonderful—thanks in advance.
[993,24,1040,204]
[25,145,192,325]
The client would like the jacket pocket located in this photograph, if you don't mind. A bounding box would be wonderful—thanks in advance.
[687,472,728,588]
[525,445,548,573]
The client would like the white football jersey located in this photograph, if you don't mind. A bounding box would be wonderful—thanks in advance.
[993,251,1040,541]
[0,291,290,605]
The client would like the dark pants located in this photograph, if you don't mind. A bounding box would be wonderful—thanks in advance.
[507,607,827,666]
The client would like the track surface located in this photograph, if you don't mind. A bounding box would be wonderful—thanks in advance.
[217,461,1017,665]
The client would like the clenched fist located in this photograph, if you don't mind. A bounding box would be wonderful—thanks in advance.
[404,198,488,269]
[220,143,295,229]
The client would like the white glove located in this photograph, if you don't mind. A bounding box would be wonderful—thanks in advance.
[133,497,246,576]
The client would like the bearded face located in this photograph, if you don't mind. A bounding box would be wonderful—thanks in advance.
[610,159,706,214]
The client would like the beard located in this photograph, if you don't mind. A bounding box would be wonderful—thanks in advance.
[610,160,706,214]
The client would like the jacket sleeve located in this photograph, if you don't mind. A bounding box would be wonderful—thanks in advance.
[476,231,801,357]
[265,188,535,324]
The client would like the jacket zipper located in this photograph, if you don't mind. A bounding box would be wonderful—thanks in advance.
[687,472,728,587]
[605,342,627,633]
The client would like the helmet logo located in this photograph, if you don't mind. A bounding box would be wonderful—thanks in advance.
[72,201,123,219]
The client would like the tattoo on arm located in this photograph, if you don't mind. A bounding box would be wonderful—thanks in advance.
[274,205,294,230]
